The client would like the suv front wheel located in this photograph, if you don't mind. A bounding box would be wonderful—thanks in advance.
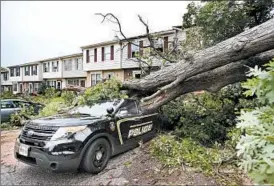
[82,138,111,174]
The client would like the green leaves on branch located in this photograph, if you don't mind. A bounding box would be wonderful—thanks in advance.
[78,78,128,106]
[236,59,274,184]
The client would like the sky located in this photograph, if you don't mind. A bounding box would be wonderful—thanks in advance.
[1,1,191,67]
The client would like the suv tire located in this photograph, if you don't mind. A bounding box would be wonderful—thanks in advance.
[82,138,111,174]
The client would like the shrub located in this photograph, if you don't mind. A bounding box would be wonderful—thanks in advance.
[37,82,47,94]
[161,83,258,146]
[1,91,17,99]
[236,60,274,184]
[44,87,59,99]
[61,90,76,106]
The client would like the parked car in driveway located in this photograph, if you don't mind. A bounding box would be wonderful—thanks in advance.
[14,99,160,173]
[1,99,44,122]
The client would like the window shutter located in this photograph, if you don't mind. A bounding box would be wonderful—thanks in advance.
[101,47,105,61]
[139,41,143,56]
[110,45,114,60]
[86,50,90,63]
[94,48,97,62]
[128,43,132,58]
[164,36,168,52]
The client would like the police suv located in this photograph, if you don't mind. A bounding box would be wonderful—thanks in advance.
[14,99,159,173]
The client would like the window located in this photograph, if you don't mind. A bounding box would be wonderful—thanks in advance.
[16,67,20,76]
[80,80,85,87]
[43,63,49,72]
[25,66,30,76]
[3,73,8,80]
[1,101,15,109]
[101,47,105,61]
[46,80,57,88]
[52,61,59,72]
[76,58,82,70]
[64,60,72,71]
[86,50,90,63]
[10,68,14,77]
[32,65,37,75]
[110,45,114,60]
[128,43,139,58]
[94,48,97,62]
[13,84,17,91]
[67,79,80,86]
[153,38,164,52]
[119,100,138,115]
[91,73,101,86]
[133,70,141,79]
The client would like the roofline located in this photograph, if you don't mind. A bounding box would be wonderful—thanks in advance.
[81,28,181,49]
[30,52,83,63]
[6,53,83,68]
[81,40,119,49]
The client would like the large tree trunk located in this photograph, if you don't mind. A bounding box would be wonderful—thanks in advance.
[122,18,274,112]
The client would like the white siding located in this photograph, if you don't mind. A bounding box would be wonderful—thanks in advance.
[22,64,43,82]
[83,43,121,71]
[121,31,186,69]
[63,57,86,78]
[1,72,12,86]
[8,67,23,82]
[42,60,62,79]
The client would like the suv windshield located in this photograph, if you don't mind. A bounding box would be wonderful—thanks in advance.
[69,101,120,117]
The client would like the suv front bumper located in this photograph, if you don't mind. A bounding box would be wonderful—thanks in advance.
[14,138,82,172]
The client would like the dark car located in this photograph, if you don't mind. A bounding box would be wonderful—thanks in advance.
[1,99,44,122]
[14,99,159,173]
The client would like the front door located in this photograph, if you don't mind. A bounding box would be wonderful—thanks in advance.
[57,81,61,90]
[29,83,33,93]
[19,84,23,93]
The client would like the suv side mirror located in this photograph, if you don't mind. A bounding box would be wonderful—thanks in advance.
[107,107,114,114]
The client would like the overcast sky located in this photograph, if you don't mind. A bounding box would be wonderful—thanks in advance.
[1,1,191,67]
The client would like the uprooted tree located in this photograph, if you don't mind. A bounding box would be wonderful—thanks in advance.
[96,13,274,113]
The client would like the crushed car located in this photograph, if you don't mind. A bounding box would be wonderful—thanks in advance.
[14,99,160,173]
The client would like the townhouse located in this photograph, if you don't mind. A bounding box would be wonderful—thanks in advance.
[1,68,12,92]
[1,26,185,94]
[41,53,85,89]
[81,26,185,87]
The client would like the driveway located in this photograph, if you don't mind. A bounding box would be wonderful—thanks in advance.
[1,130,234,185]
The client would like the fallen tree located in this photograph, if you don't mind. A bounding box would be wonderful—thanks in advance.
[120,18,274,112]
[96,14,274,112]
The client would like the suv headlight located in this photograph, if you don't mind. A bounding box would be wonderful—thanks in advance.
[51,126,86,141]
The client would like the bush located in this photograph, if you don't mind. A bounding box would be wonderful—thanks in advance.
[61,91,76,106]
[161,83,258,146]
[37,82,47,94]
[44,87,59,99]
[1,91,17,99]
[236,60,274,184]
